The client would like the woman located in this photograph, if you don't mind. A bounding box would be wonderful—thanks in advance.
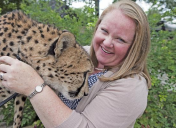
[0,0,151,127]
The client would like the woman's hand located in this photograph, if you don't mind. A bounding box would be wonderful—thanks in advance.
[0,56,44,96]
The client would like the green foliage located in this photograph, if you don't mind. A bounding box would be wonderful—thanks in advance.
[21,99,37,126]
[0,0,28,14]
[0,100,14,126]
[0,99,37,127]
[20,0,97,46]
[135,78,176,128]
[0,0,176,127]
[134,4,176,128]
[144,0,176,10]
[33,119,44,128]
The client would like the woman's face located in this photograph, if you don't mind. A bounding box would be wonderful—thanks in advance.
[93,9,136,68]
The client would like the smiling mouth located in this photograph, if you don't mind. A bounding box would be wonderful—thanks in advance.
[101,46,113,54]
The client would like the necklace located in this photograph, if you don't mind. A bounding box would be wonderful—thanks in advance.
[94,67,105,71]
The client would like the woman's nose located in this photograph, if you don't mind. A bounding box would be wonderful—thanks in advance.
[103,37,113,47]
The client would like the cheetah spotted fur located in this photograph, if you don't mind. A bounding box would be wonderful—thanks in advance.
[0,10,93,128]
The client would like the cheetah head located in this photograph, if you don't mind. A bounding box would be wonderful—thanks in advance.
[21,31,94,100]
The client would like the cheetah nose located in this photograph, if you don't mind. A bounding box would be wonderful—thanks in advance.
[84,92,88,96]
[68,90,79,98]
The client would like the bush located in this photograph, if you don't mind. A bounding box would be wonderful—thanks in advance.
[135,6,176,128]
[0,99,37,127]
[1,0,176,127]
[20,0,97,46]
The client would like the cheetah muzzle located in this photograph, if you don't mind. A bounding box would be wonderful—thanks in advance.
[0,10,93,128]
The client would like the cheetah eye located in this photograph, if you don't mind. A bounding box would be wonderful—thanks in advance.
[48,38,58,56]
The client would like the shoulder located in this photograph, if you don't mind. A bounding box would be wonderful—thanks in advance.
[101,74,148,111]
[112,74,147,87]
[98,70,148,97]
[105,74,148,96]
[103,71,148,90]
[99,72,149,108]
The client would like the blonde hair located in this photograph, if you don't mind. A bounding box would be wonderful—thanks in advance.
[90,0,151,88]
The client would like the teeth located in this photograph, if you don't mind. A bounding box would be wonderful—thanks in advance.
[101,47,112,54]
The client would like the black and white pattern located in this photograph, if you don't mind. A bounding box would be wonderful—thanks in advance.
[59,71,107,109]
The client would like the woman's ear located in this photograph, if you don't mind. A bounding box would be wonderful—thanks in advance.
[54,32,76,58]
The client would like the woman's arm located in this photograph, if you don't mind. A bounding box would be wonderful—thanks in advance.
[30,85,72,127]
[0,56,72,127]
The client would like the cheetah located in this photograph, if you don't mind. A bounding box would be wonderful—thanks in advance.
[0,10,93,128]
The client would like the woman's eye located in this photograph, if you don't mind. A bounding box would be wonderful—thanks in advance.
[101,28,108,33]
[116,38,126,43]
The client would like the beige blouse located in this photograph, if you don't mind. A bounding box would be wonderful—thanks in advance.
[56,68,148,128]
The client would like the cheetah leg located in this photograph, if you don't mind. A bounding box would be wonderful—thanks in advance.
[13,94,27,128]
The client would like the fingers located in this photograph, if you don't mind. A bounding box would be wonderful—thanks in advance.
[0,56,20,73]
[0,63,10,73]
[1,80,10,91]
[0,56,16,65]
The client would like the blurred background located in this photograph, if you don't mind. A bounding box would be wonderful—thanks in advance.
[0,0,176,127]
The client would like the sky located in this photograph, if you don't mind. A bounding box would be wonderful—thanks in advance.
[71,0,152,15]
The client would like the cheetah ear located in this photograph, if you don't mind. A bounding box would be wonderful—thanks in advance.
[54,32,76,58]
